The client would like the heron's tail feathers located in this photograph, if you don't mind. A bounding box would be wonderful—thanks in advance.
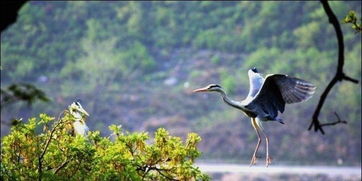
[263,115,285,124]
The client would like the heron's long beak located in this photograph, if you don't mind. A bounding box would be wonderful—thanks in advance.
[79,107,89,117]
[193,87,209,93]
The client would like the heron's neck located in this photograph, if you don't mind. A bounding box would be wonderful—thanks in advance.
[217,89,243,109]
[71,112,85,123]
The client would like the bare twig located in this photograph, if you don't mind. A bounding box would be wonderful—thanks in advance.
[308,0,359,134]
[54,159,70,175]
[154,168,178,181]
[38,111,65,180]
[138,165,177,181]
[342,73,359,83]
[125,142,135,156]
[319,112,347,127]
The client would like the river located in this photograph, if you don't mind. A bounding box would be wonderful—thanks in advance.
[196,163,361,181]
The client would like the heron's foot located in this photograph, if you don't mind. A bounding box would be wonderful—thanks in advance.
[249,154,257,166]
[265,155,272,167]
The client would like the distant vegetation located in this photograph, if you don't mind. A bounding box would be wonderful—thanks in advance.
[1,1,361,165]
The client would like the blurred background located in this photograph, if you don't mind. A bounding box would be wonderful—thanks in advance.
[1,1,361,180]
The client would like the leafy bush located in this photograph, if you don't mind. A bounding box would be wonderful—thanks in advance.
[1,112,209,180]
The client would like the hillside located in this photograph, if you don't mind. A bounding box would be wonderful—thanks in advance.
[1,1,361,165]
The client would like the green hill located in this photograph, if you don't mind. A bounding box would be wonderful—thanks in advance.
[1,1,361,165]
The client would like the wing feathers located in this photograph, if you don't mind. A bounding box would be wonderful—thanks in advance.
[273,76,316,104]
[246,74,316,120]
[284,79,316,103]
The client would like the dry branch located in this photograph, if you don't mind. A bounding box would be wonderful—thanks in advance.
[319,112,347,127]
[308,0,359,134]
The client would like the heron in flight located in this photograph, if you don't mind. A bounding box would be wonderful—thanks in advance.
[193,67,316,167]
[68,101,90,136]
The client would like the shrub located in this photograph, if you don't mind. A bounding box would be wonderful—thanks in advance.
[1,112,209,180]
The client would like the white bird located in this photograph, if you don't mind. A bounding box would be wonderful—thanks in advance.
[68,101,90,136]
[193,67,316,167]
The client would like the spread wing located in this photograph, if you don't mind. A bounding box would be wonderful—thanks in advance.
[246,74,316,119]
[247,71,265,98]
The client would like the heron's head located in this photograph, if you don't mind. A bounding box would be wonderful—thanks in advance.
[193,84,223,93]
[250,67,258,73]
[68,101,89,119]
[248,67,263,78]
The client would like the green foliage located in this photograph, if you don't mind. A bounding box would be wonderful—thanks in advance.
[219,69,237,94]
[1,2,360,82]
[210,55,221,64]
[1,113,209,180]
[1,83,49,108]
[294,21,321,49]
[343,10,362,33]
[244,48,281,70]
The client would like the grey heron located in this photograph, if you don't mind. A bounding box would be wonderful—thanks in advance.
[68,101,90,136]
[193,67,316,167]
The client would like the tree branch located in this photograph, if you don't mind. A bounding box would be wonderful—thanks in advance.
[138,165,177,181]
[342,73,359,83]
[54,159,70,175]
[308,0,359,134]
[38,111,65,180]
[154,168,178,181]
[319,112,347,127]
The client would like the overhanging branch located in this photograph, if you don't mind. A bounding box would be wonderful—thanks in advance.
[308,0,359,134]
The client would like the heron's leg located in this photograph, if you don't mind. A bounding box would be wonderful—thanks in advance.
[250,118,261,166]
[260,127,271,167]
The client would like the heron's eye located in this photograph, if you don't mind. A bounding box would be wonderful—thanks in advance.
[209,84,221,89]
[252,67,258,73]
